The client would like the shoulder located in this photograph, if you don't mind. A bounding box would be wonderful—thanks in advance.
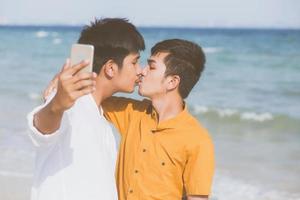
[183,114,213,148]
[103,96,151,112]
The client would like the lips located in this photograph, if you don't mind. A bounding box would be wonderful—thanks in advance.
[135,75,143,83]
[134,75,142,87]
[135,76,143,87]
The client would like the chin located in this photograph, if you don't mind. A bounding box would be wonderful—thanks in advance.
[126,88,135,93]
[138,89,148,97]
[123,84,136,93]
[138,89,144,96]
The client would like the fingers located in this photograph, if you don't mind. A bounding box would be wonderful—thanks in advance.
[72,80,96,91]
[43,71,61,101]
[71,72,97,84]
[59,60,89,80]
[63,58,70,70]
[60,58,70,73]
[45,59,96,103]
[72,86,96,100]
[60,71,96,96]
[61,72,96,93]
[49,73,60,90]
[69,60,90,76]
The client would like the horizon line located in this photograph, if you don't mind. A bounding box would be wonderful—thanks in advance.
[1,23,300,31]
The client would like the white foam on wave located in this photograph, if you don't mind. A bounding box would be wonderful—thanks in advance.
[216,108,238,117]
[212,172,300,200]
[193,106,274,122]
[241,112,273,122]
[194,105,209,113]
[203,47,223,54]
[35,31,48,38]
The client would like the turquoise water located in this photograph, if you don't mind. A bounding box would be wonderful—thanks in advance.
[0,26,300,200]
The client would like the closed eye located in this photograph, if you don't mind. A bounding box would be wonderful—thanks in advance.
[147,58,156,69]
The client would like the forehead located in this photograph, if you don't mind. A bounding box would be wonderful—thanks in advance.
[149,52,169,63]
[124,52,140,61]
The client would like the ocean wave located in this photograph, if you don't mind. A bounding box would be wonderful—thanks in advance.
[241,112,273,122]
[35,31,48,38]
[212,172,300,200]
[190,105,300,134]
[193,105,274,122]
[203,47,223,54]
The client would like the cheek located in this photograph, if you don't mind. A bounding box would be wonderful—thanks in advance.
[150,73,163,83]
[146,75,162,89]
[125,67,135,77]
[118,74,130,86]
[120,68,134,82]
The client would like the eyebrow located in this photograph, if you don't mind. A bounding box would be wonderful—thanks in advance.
[147,59,156,64]
[134,55,140,60]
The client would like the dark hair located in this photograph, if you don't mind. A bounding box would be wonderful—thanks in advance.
[151,39,206,99]
[78,18,145,74]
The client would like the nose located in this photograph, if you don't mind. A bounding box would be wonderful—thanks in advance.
[136,63,143,77]
[141,66,148,76]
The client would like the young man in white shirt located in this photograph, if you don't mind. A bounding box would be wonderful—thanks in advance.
[27,18,145,200]
[33,39,215,200]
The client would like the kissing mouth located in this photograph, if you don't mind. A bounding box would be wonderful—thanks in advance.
[135,75,143,84]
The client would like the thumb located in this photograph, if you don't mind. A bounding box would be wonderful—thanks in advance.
[61,58,70,72]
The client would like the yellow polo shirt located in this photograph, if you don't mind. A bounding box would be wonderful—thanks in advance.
[103,96,214,200]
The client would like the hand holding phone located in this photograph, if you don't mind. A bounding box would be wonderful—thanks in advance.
[44,44,96,111]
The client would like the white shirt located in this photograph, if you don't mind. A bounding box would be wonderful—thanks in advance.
[27,92,118,200]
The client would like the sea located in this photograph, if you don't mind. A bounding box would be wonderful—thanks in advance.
[0,25,299,200]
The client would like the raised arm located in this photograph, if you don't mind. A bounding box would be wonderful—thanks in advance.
[34,59,96,134]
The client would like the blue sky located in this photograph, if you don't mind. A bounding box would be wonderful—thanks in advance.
[1,0,300,28]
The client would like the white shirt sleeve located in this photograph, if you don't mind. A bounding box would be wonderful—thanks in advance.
[27,90,64,147]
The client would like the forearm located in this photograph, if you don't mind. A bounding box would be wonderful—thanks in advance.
[33,100,64,135]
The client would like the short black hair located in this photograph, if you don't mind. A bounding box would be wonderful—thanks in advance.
[78,18,145,74]
[151,39,205,99]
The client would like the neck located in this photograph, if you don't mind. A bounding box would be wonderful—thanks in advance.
[151,93,184,123]
[91,76,116,107]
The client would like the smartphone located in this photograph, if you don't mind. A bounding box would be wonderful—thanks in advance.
[70,44,94,73]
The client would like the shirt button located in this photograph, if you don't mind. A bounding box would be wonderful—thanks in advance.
[129,189,133,193]
[143,149,147,152]
[135,170,139,173]
[161,162,165,166]
[151,130,156,134]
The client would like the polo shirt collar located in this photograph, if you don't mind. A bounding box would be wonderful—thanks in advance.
[148,103,190,131]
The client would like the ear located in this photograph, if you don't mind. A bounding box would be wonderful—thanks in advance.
[166,75,180,91]
[103,59,119,78]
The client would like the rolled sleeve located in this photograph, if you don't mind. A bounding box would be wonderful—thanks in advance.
[183,136,215,196]
[26,91,62,147]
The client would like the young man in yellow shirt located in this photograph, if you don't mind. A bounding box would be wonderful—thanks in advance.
[35,20,214,200]
[102,39,214,200]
